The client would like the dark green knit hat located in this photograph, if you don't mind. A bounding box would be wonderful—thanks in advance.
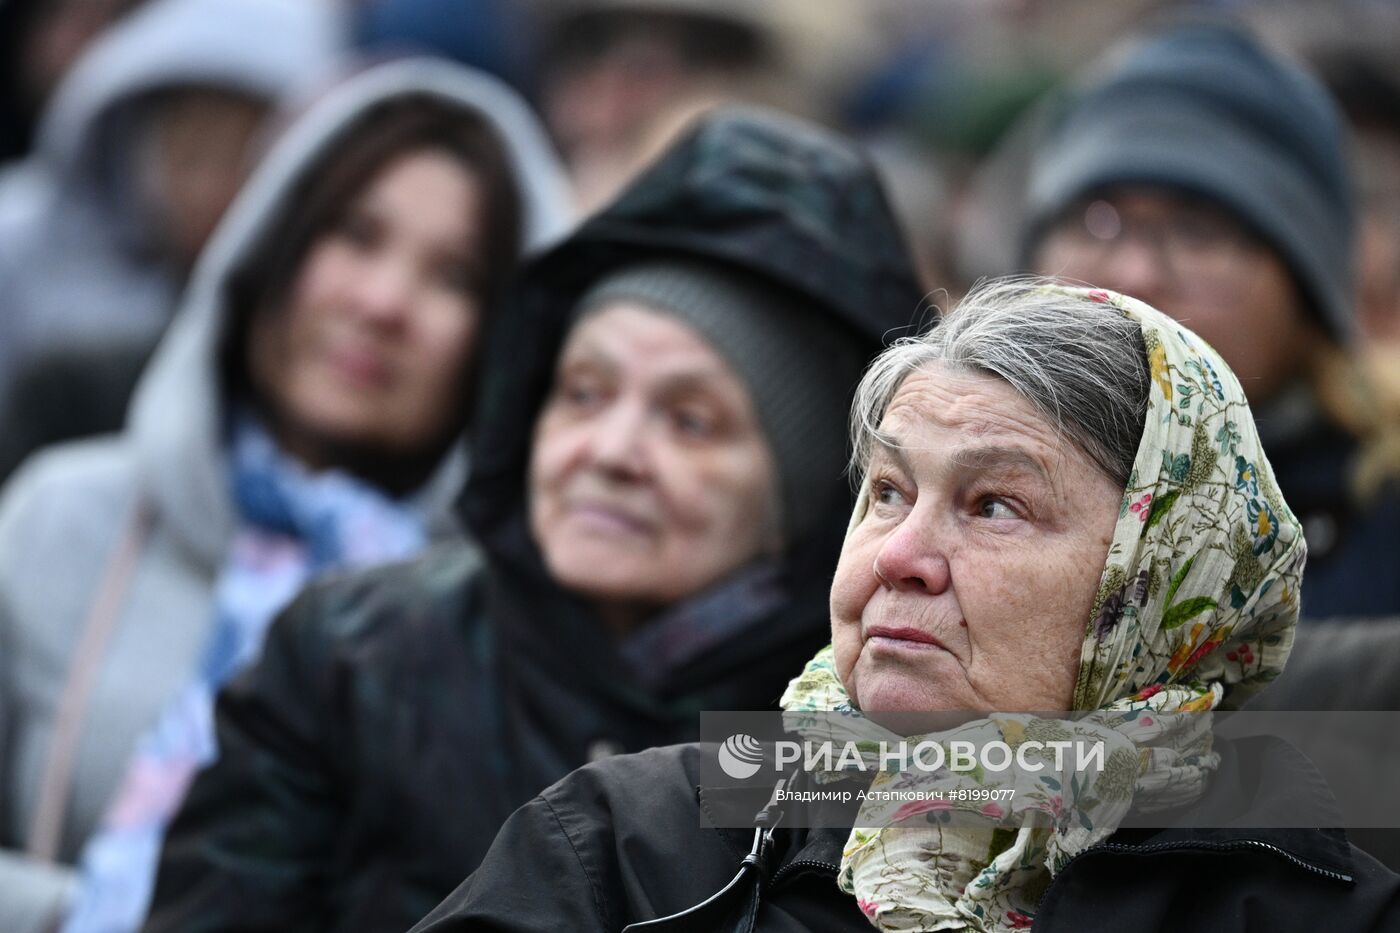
[573,258,865,544]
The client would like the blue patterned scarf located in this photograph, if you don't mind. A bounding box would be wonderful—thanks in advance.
[63,416,430,932]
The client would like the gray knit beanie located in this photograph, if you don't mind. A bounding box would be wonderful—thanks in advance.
[572,258,865,544]
[1024,23,1355,342]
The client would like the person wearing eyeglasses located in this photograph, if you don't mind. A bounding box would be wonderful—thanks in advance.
[1022,21,1400,621]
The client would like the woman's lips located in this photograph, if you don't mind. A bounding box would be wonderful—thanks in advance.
[864,624,948,651]
[325,344,393,388]
[564,501,656,537]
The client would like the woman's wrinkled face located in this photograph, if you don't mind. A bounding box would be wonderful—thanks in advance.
[831,364,1122,714]
[249,148,485,466]
[528,303,781,626]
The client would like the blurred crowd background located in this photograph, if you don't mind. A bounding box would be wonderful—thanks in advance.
[2,0,1400,481]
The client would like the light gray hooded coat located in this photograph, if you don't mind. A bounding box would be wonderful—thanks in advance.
[0,59,572,931]
[0,0,343,410]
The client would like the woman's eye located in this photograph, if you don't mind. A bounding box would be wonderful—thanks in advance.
[567,385,600,406]
[335,212,380,249]
[434,261,479,295]
[556,377,606,410]
[672,408,716,437]
[871,480,905,507]
[977,497,1018,520]
[1168,209,1240,252]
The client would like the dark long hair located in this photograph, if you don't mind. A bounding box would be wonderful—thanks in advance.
[222,92,524,442]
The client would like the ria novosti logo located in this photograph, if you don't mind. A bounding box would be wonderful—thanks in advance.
[717,733,765,779]
[716,731,1109,778]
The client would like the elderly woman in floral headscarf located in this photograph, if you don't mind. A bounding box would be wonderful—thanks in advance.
[410,279,1400,933]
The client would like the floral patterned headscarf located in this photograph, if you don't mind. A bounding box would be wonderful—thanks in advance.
[780,285,1306,931]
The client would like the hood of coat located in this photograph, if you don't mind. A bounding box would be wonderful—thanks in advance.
[0,0,344,376]
[23,0,344,253]
[125,58,575,572]
[461,106,926,700]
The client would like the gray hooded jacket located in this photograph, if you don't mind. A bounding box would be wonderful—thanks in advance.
[0,59,571,932]
[0,0,343,408]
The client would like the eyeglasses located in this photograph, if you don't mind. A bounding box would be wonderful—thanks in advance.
[1039,196,1267,284]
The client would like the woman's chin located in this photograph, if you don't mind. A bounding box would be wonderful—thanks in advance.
[849,667,977,731]
[550,561,649,602]
[851,646,972,704]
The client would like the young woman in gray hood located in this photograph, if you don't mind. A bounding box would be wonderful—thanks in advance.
[0,58,570,933]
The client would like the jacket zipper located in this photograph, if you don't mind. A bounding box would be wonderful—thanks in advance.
[769,840,1351,888]
[1041,835,1352,913]
[766,840,1349,928]
[1201,839,1352,882]
[769,857,840,888]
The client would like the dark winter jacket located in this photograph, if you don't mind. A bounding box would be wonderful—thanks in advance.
[1264,412,1400,619]
[1249,617,1400,873]
[143,109,926,933]
[411,738,1400,932]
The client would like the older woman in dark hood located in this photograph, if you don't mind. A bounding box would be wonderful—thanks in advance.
[142,108,925,932]
[418,280,1400,933]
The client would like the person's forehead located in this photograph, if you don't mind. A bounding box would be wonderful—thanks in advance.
[563,303,740,382]
[355,152,483,240]
[875,366,1116,508]
[1086,184,1235,219]
[883,366,1053,442]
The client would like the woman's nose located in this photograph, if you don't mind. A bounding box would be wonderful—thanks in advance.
[1093,236,1170,309]
[871,511,951,595]
[585,400,652,479]
[347,255,416,327]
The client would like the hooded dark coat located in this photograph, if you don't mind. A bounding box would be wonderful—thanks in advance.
[142,109,926,933]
